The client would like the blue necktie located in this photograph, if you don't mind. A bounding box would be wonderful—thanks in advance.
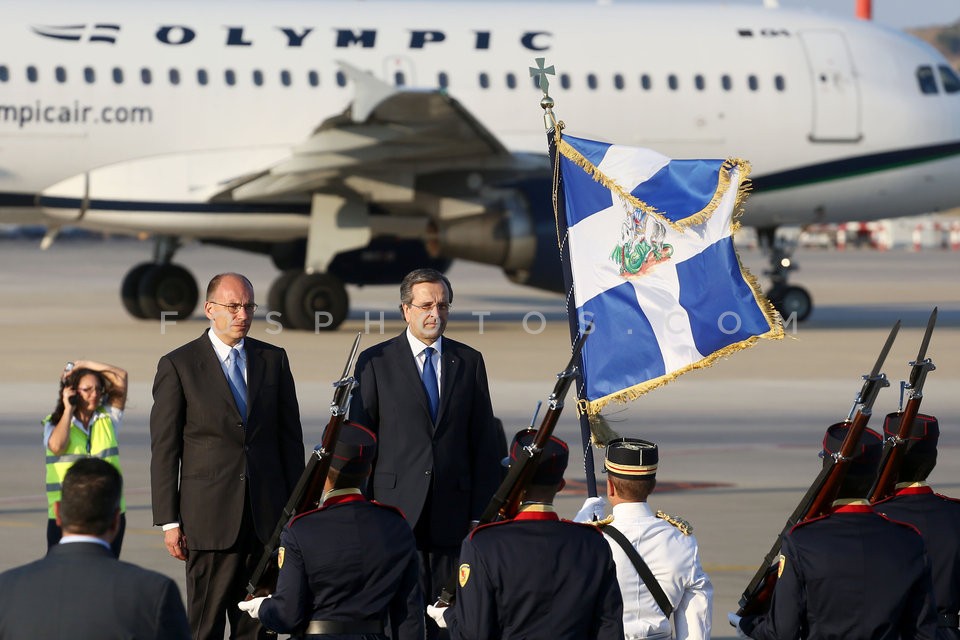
[421,346,439,422]
[227,347,248,418]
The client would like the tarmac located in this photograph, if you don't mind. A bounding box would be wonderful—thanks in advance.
[1,236,958,638]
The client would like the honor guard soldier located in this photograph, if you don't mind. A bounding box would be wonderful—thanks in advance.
[730,424,937,640]
[238,422,424,640]
[428,429,625,640]
[874,414,960,640]
[575,438,713,640]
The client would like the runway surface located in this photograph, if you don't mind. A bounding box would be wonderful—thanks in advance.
[1,237,958,637]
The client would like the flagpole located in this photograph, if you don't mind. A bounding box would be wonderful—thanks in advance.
[533,58,599,499]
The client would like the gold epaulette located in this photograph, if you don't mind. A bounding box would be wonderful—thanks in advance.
[584,515,615,527]
[656,510,692,535]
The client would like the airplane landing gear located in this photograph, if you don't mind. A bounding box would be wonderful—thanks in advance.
[119,237,199,321]
[268,270,349,331]
[759,227,813,322]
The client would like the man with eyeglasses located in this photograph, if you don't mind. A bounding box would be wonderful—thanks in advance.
[351,267,502,640]
[150,272,305,640]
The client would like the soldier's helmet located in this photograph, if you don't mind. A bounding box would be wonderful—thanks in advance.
[882,413,939,481]
[506,428,568,486]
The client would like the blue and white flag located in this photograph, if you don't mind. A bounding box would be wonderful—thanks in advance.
[554,132,782,415]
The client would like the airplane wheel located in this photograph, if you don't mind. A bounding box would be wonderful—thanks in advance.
[138,264,199,320]
[769,285,812,322]
[267,270,301,329]
[284,273,349,331]
[120,262,156,319]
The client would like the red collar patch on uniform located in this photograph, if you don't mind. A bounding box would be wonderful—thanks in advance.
[322,494,366,508]
[514,510,559,522]
[832,503,874,514]
[895,485,934,496]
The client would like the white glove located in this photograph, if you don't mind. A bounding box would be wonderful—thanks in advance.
[426,603,449,629]
[727,612,750,640]
[573,496,607,523]
[238,596,269,619]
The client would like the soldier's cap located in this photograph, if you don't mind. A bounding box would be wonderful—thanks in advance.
[821,423,883,476]
[317,421,377,476]
[882,413,939,456]
[604,437,658,479]
[506,428,568,486]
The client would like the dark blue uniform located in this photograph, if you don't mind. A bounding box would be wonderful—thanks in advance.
[877,485,960,640]
[258,492,423,639]
[446,507,624,640]
[742,503,937,640]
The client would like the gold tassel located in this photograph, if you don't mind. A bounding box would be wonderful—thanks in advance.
[588,413,620,448]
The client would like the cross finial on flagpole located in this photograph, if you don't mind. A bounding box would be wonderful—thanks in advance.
[530,57,558,130]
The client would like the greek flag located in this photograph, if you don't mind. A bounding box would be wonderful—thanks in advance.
[554,132,782,415]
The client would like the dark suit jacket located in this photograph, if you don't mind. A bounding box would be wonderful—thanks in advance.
[0,541,190,639]
[350,332,501,548]
[150,331,305,550]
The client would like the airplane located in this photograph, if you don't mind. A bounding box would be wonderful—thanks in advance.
[2,0,960,328]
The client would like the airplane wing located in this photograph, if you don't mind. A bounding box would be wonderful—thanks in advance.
[214,62,517,203]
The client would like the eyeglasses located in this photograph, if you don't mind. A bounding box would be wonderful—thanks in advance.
[407,302,451,313]
[208,301,258,314]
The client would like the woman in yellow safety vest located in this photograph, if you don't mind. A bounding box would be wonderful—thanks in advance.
[43,360,127,557]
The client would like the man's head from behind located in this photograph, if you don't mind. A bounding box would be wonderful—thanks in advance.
[506,429,568,502]
[56,457,122,539]
[604,438,658,505]
[821,424,883,500]
[323,421,378,491]
[883,412,939,483]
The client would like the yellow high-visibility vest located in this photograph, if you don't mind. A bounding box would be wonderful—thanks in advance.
[44,408,125,518]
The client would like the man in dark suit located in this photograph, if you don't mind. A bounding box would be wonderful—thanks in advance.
[428,430,625,639]
[151,272,305,640]
[350,267,502,636]
[874,413,960,640]
[0,457,190,639]
[239,422,423,640]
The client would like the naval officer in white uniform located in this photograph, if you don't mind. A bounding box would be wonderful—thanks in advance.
[576,438,713,640]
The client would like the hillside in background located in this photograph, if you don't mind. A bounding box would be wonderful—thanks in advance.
[910,23,960,67]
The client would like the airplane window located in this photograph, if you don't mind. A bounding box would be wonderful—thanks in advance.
[748,74,759,91]
[587,73,598,90]
[641,74,652,90]
[197,69,208,86]
[938,65,960,94]
[169,68,180,85]
[308,70,320,87]
[438,71,449,89]
[252,70,264,86]
[225,69,236,86]
[84,67,95,84]
[55,66,67,83]
[141,68,152,85]
[721,74,732,91]
[667,74,678,91]
[694,74,705,91]
[26,66,38,83]
[774,74,786,91]
[112,68,123,85]
[336,70,346,87]
[280,70,292,87]
[614,74,624,90]
[0,66,8,82]
[479,72,489,89]
[394,71,405,87]
[560,73,571,89]
[506,72,516,89]
[917,66,938,94]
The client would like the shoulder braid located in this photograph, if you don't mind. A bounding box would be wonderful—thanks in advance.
[656,510,692,535]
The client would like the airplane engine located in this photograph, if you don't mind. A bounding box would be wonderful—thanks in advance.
[432,178,566,294]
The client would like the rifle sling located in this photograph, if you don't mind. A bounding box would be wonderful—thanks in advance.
[602,524,674,618]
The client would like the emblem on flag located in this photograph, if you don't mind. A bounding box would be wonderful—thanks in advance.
[458,563,471,587]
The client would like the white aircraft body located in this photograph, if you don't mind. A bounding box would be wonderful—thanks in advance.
[2,0,960,326]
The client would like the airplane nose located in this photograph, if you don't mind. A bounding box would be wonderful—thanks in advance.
[38,172,87,222]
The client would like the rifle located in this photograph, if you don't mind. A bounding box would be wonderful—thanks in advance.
[435,329,589,606]
[868,308,937,503]
[736,320,900,617]
[246,331,362,597]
